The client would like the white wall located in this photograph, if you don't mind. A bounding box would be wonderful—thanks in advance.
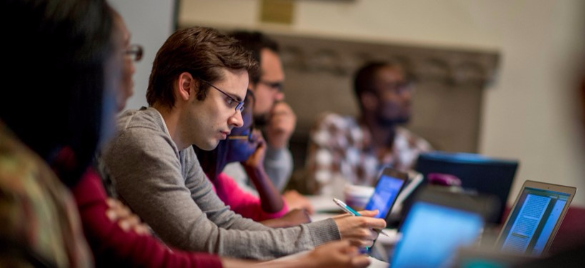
[108,0,176,111]
[179,0,585,206]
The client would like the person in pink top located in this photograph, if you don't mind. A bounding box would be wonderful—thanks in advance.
[196,90,311,227]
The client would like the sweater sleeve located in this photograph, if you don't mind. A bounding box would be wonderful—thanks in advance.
[72,168,222,268]
[213,172,288,221]
[101,119,340,260]
[262,146,293,192]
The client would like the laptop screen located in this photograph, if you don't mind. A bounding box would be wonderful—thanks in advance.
[390,202,484,268]
[414,151,519,224]
[496,185,574,256]
[364,172,406,219]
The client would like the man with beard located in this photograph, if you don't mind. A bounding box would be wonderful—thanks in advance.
[225,31,294,193]
[305,62,432,195]
[224,31,314,213]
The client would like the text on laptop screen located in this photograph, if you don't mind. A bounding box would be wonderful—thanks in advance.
[497,187,572,256]
[364,174,405,219]
[391,202,483,268]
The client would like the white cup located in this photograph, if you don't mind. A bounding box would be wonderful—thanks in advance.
[343,184,374,211]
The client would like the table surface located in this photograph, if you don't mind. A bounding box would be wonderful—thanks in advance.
[273,250,390,268]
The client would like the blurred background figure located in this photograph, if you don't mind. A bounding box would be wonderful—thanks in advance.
[0,0,117,266]
[304,61,433,196]
[226,30,313,213]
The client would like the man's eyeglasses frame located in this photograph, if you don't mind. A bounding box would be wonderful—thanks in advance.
[200,79,245,113]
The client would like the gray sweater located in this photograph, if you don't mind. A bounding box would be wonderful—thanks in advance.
[100,107,340,260]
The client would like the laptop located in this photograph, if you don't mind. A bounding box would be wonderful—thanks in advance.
[388,186,498,268]
[494,180,577,256]
[413,151,519,224]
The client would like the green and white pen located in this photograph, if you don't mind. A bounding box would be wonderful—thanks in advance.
[332,198,389,237]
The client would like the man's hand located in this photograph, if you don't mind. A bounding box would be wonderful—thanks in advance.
[252,240,369,268]
[106,198,150,235]
[283,190,315,215]
[303,240,370,268]
[332,210,386,248]
[265,102,296,149]
[241,130,267,170]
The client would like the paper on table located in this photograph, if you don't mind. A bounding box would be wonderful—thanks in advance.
[306,195,340,212]
[368,256,390,268]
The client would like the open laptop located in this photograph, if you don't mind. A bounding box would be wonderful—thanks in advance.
[494,180,576,256]
[449,180,576,267]
[387,186,499,268]
[413,151,519,224]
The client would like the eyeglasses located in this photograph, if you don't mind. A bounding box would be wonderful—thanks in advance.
[200,79,245,112]
[258,80,283,92]
[125,44,143,62]
[380,80,414,95]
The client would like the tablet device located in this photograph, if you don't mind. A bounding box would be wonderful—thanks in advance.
[364,167,408,222]
[389,186,498,268]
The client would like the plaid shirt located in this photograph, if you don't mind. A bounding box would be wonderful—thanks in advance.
[305,113,432,195]
[0,122,92,267]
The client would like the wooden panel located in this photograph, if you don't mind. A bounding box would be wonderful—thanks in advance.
[265,33,499,173]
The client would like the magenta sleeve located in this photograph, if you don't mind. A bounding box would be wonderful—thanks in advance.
[72,168,223,268]
[213,172,288,221]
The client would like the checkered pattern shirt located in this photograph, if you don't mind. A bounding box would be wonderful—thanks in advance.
[305,113,432,195]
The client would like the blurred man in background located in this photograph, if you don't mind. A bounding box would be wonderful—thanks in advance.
[305,61,432,195]
[227,30,313,213]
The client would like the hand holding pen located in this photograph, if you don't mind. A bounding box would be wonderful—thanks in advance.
[333,198,390,237]
[330,198,387,248]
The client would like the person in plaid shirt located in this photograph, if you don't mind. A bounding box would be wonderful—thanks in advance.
[305,62,432,196]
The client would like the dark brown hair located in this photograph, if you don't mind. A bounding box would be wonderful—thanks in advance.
[229,30,279,84]
[0,0,115,187]
[146,26,259,109]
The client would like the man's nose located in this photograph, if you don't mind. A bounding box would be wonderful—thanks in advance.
[229,110,244,128]
[274,91,285,101]
[402,90,413,102]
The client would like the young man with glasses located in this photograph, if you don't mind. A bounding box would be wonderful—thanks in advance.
[305,62,433,195]
[99,26,386,260]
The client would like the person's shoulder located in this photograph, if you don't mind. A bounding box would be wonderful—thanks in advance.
[117,107,165,133]
[313,112,357,129]
[0,128,46,185]
[105,107,175,155]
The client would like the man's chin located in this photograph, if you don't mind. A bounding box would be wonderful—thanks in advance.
[194,140,220,151]
[377,116,410,126]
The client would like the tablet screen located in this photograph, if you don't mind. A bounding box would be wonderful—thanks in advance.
[364,172,406,219]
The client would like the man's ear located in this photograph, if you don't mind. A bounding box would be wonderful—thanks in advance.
[360,91,377,111]
[177,72,197,101]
